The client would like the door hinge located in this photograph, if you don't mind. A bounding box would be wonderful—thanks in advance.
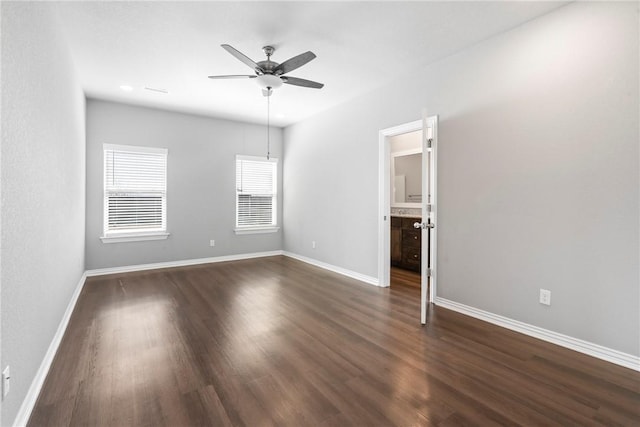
[426,268,433,277]
[425,204,432,212]
[426,138,432,149]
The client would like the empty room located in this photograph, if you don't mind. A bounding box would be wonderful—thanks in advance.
[1,1,639,426]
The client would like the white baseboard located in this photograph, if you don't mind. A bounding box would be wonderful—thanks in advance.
[85,250,284,277]
[283,251,380,287]
[13,272,88,427]
[85,250,379,288]
[434,297,640,372]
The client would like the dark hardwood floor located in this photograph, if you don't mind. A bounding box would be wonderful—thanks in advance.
[391,266,421,289]
[29,256,640,426]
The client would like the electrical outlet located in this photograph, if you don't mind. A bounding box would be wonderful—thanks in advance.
[2,366,10,399]
[312,241,316,249]
[209,240,215,247]
[539,289,551,306]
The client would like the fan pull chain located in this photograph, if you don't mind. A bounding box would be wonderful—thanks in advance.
[267,89,271,160]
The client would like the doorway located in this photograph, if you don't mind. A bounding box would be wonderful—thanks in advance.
[389,130,423,290]
[378,116,438,324]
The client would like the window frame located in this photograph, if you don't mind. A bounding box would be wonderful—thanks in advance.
[100,143,169,243]
[234,155,280,235]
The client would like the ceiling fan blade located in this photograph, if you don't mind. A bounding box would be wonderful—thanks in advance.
[208,75,257,79]
[273,51,316,75]
[221,44,265,74]
[282,76,324,89]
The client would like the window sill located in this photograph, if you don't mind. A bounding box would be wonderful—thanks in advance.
[100,232,170,244]
[234,226,280,235]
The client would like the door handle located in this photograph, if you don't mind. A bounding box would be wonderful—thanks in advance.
[414,222,435,229]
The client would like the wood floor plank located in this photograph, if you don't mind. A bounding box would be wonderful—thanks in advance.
[29,256,640,426]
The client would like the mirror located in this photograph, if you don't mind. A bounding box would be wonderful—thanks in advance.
[391,150,421,206]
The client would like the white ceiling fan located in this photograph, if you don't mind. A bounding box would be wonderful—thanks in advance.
[208,44,324,96]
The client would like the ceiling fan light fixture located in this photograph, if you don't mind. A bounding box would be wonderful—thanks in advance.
[255,74,283,90]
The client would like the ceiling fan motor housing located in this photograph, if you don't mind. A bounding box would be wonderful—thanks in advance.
[257,46,280,75]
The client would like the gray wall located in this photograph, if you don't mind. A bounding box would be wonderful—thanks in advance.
[1,2,86,425]
[86,100,283,270]
[283,2,639,356]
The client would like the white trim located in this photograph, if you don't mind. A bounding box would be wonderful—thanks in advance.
[13,272,87,427]
[283,251,380,287]
[391,147,422,157]
[100,232,170,243]
[103,143,167,155]
[86,250,378,285]
[85,250,284,276]
[83,251,379,286]
[434,297,640,372]
[378,119,424,288]
[234,227,280,235]
[236,154,278,163]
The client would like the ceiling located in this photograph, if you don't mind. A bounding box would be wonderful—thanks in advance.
[53,1,567,127]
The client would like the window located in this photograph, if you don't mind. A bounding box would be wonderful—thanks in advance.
[101,144,169,243]
[235,155,279,234]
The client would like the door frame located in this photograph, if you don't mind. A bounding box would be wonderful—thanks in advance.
[378,118,438,304]
[377,119,423,288]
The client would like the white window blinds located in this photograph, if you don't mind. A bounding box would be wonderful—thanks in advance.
[236,155,277,228]
[104,144,168,235]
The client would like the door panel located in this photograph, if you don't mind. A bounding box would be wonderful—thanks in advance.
[421,115,438,324]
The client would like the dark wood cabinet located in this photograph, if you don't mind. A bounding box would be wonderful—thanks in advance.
[391,216,421,272]
[391,217,402,265]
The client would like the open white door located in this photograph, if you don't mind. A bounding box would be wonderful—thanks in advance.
[419,114,438,324]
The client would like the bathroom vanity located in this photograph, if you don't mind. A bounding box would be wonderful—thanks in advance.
[391,216,421,272]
